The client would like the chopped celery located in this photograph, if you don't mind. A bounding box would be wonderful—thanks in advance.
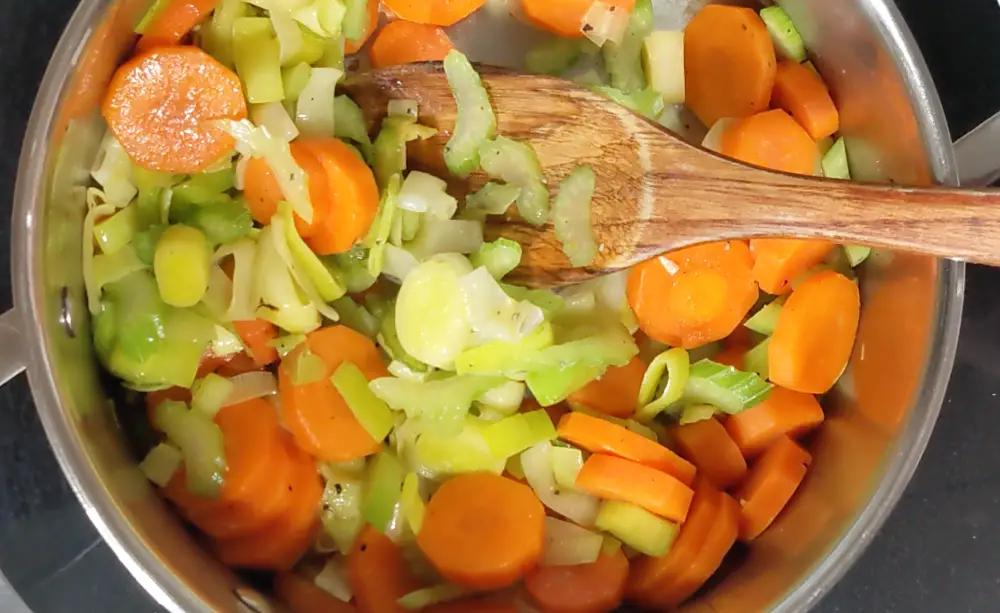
[552,165,598,267]
[191,373,235,418]
[527,361,605,407]
[400,209,421,242]
[292,0,347,39]
[296,67,343,137]
[209,324,244,358]
[470,238,522,280]
[395,254,474,369]
[542,517,603,567]
[483,410,556,460]
[388,99,419,119]
[135,0,170,34]
[603,0,653,93]
[479,137,549,226]
[550,446,584,491]
[521,442,600,527]
[369,375,504,430]
[103,306,213,389]
[398,586,468,611]
[361,450,405,534]
[382,244,419,282]
[181,199,254,246]
[477,380,526,414]
[277,201,346,302]
[233,17,285,104]
[453,321,555,378]
[399,171,457,219]
[502,285,566,318]
[744,338,770,380]
[94,205,140,255]
[642,30,685,104]
[139,442,183,487]
[268,333,307,358]
[213,238,258,322]
[334,95,374,160]
[365,174,402,277]
[407,417,506,478]
[271,11,306,66]
[636,347,690,421]
[282,62,312,102]
[290,347,327,385]
[844,245,871,267]
[822,137,851,180]
[328,247,378,294]
[400,472,425,534]
[153,225,211,308]
[103,271,166,363]
[156,400,227,499]
[589,84,664,120]
[92,245,148,297]
[372,118,437,188]
[321,471,365,554]
[378,309,426,372]
[251,102,300,142]
[443,50,497,177]
[682,359,772,415]
[343,0,369,41]
[254,226,322,334]
[317,36,346,70]
[202,0,247,68]
[744,299,785,336]
[459,267,545,345]
[464,182,521,218]
[406,217,484,261]
[601,535,623,557]
[760,6,807,63]
[333,362,395,442]
[678,403,716,425]
[525,37,585,75]
[595,500,678,557]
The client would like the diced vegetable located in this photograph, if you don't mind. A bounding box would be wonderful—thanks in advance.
[361,450,406,534]
[550,446,585,491]
[482,410,557,460]
[321,468,365,554]
[91,134,138,206]
[365,174,402,277]
[479,137,550,226]
[139,442,183,487]
[541,517,604,567]
[682,358,772,415]
[399,171,458,219]
[400,472,426,534]
[580,1,631,48]
[521,442,600,527]
[744,299,785,336]
[406,218,484,261]
[603,0,653,93]
[254,226,322,334]
[443,50,497,177]
[370,374,504,431]
[333,95,374,159]
[464,182,521,218]
[594,500,678,557]
[296,67,344,137]
[642,30,685,104]
[525,37,585,75]
[843,245,871,267]
[678,403,716,425]
[589,84,664,120]
[191,373,235,418]
[552,165,598,267]
[635,347,690,421]
[470,238,522,280]
[405,417,507,479]
[155,400,228,498]
[333,361,395,442]
[233,17,285,104]
[459,266,546,345]
[153,225,211,308]
[822,136,850,179]
[759,5,807,63]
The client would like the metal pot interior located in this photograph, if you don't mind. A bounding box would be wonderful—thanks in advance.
[11,0,964,611]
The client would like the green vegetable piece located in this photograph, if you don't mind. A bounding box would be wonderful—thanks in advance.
[281,62,312,102]
[821,136,851,180]
[333,296,380,339]
[400,472,426,535]
[154,224,211,308]
[183,198,254,246]
[464,182,521,218]
[744,298,785,336]
[636,347,690,421]
[843,245,871,267]
[470,238,522,280]
[156,400,228,499]
[94,205,140,256]
[365,174,402,277]
[269,333,307,359]
[760,5,807,63]
[327,247,378,294]
[191,373,235,419]
[361,450,405,534]
[525,37,585,75]
[343,0,369,42]
[320,464,365,554]
[594,499,679,557]
[483,410,556,460]
[291,347,327,385]
[139,442,183,487]
[334,95,375,160]
[603,0,654,93]
[479,137,550,225]
[202,0,248,68]
[550,446,585,491]
[133,224,167,267]
[277,201,347,302]
[744,338,770,380]
[409,417,507,478]
[333,361,395,442]
[679,403,716,426]
[316,36,346,70]
[502,284,566,318]
[527,361,605,407]
[378,308,426,372]
[589,84,664,120]
[552,165,598,267]
[443,50,497,177]
[682,358,772,415]
[453,321,555,378]
[103,271,166,364]
[369,375,505,432]
[234,17,285,104]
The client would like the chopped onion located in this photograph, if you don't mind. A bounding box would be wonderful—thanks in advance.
[406,218,484,260]
[581,1,630,48]
[542,517,604,566]
[270,10,305,65]
[459,266,545,346]
[222,371,279,407]
[250,102,300,143]
[398,171,457,219]
[296,67,344,137]
[254,226,322,333]
[269,210,342,322]
[702,117,736,154]
[314,557,352,603]
[477,380,526,413]
[214,239,258,322]
[382,244,420,284]
[521,442,600,527]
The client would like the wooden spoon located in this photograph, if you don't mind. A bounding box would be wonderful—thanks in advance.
[343,63,1000,288]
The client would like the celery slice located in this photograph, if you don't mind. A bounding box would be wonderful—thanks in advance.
[760,6,807,63]
[388,99,419,119]
[234,17,285,104]
[94,205,140,256]
[470,239,522,280]
[191,373,235,418]
[502,285,566,318]
[407,417,506,478]
[156,400,227,499]
[603,0,653,93]
[321,470,365,554]
[595,500,678,557]
[181,198,254,246]
[443,50,497,177]
[92,245,148,298]
[636,347,690,421]
[406,218,484,261]
[370,375,504,431]
[254,227,322,334]
[552,165,598,267]
[683,358,772,414]
[528,361,604,407]
[479,137,549,226]
[333,362,395,442]
[334,95,374,159]
[744,299,785,336]
[460,267,545,345]
[334,296,380,339]
[202,0,248,68]
[483,410,556,460]
[91,135,138,207]
[400,472,426,534]
[361,450,405,534]
[744,338,770,380]
[589,84,664,120]
[453,321,555,378]
[101,270,166,363]
[343,0,369,41]
[282,62,312,102]
[139,442,183,487]
[377,307,426,372]
[542,517,603,567]
[550,446,584,491]
[269,333,307,358]
[296,67,343,137]
[525,37,585,75]
[678,403,716,426]
[365,174,402,277]
[395,253,474,369]
[398,171,457,219]
[277,201,346,302]
[822,136,850,180]
[464,182,521,218]
[642,30,685,104]
[477,381,526,414]
[843,245,871,267]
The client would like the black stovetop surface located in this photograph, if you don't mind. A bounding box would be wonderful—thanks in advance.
[2,1,1000,611]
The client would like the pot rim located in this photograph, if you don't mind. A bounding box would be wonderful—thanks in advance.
[9,0,965,612]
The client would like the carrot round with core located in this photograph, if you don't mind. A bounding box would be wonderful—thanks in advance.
[103,46,247,173]
[369,20,456,69]
[233,319,280,367]
[671,418,748,490]
[557,412,696,485]
[724,386,825,458]
[298,138,381,255]
[275,571,359,613]
[348,525,423,613]
[684,5,777,127]
[417,473,545,590]
[750,239,835,295]
[771,60,840,140]
[243,142,333,239]
[735,435,811,541]
[137,0,218,52]
[626,241,758,350]
[567,356,646,419]
[524,549,630,613]
[346,0,380,54]
[280,326,387,462]
[769,270,861,394]
[575,454,694,523]
[720,109,820,176]
[521,0,637,38]
[382,0,485,26]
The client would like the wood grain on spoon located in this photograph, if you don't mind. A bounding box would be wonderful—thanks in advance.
[343,63,1000,288]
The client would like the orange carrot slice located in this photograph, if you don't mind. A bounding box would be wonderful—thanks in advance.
[684,5,776,126]
[417,473,545,590]
[735,435,811,541]
[369,20,455,68]
[524,549,630,613]
[520,0,636,38]
[575,454,694,523]
[275,571,359,613]
[567,356,645,419]
[243,141,333,239]
[771,59,840,140]
[749,239,835,295]
[724,386,825,458]
[348,525,423,613]
[671,418,748,490]
[346,0,381,54]
[557,412,696,486]
[626,241,758,350]
[233,319,280,367]
[720,109,820,175]
[102,46,247,173]
[769,270,860,394]
[137,0,218,52]
[382,0,486,26]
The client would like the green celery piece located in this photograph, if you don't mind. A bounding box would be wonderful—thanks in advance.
[682,358,772,415]
[502,284,565,318]
[479,137,549,226]
[133,168,176,228]
[327,247,378,294]
[589,84,664,120]
[550,446,584,491]
[282,26,326,67]
[744,298,785,336]
[400,472,426,534]
[369,375,505,432]
[333,297,380,339]
[595,500,679,557]
[191,373,235,418]
[679,403,716,425]
[552,165,598,267]
[454,321,555,377]
[183,199,254,246]
[525,37,585,76]
[527,361,605,407]
[635,347,690,421]
[281,62,312,101]
[464,182,521,218]
[133,225,167,266]
[156,400,227,499]
[202,0,248,68]
[373,123,405,190]
[744,338,770,380]
[277,201,347,302]
[268,333,307,359]
[411,417,507,478]
[843,245,871,267]
[321,474,364,554]
[290,347,327,385]
[103,270,166,364]
[821,137,850,179]
[233,17,284,104]
[333,362,395,442]
[400,209,421,242]
[316,36,346,70]
[378,308,427,372]
[483,409,557,460]
[139,442,183,487]
[184,168,235,194]
[94,205,140,255]
[334,95,375,160]
[443,50,497,177]
[603,0,654,93]
[364,174,401,277]
[470,238,522,280]
[361,451,405,534]
[760,6,807,63]
[343,0,369,42]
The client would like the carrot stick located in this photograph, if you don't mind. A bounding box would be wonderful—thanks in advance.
[417,473,545,590]
[369,20,455,69]
[720,109,820,175]
[233,319,280,367]
[346,0,381,54]
[684,5,777,126]
[557,412,696,486]
[280,326,387,462]
[735,435,811,541]
[348,525,424,613]
[575,454,694,523]
[749,239,835,295]
[137,0,218,52]
[243,141,333,239]
[298,138,381,255]
[524,548,630,613]
[671,418,748,490]
[567,356,645,419]
[724,386,825,458]
[771,60,840,140]
[626,241,758,350]
[275,571,359,613]
[103,46,247,173]
[382,0,486,26]
[625,478,720,604]
[768,270,860,394]
[520,0,636,38]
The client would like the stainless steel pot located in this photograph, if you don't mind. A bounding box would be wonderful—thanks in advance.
[0,0,980,611]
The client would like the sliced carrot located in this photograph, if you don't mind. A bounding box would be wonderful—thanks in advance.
[520,0,636,38]
[233,319,280,367]
[346,0,380,54]
[684,5,776,126]
[369,20,455,69]
[771,60,840,140]
[720,109,820,176]
[626,241,758,350]
[349,525,424,613]
[671,418,748,490]
[417,473,545,590]
[724,386,825,458]
[712,345,746,370]
[280,326,387,461]
[524,549,630,613]
[749,239,835,295]
[769,270,860,394]
[382,0,485,26]
[575,454,693,523]
[243,142,333,239]
[137,0,218,52]
[735,435,811,541]
[557,412,696,486]
[298,138,381,255]
[567,356,645,419]
[275,571,359,613]
[103,46,247,173]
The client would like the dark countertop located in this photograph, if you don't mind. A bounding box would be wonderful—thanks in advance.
[1,1,999,612]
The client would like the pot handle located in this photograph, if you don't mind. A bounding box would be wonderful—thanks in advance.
[954,110,1000,186]
[0,309,27,388]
